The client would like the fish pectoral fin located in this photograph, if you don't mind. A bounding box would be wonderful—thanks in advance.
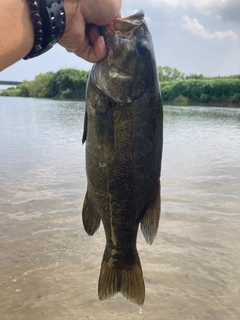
[82,111,88,144]
[82,190,101,236]
[98,248,145,305]
[141,182,161,245]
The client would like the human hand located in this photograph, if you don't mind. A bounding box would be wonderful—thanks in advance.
[59,0,122,63]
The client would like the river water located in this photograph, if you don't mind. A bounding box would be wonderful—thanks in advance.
[0,97,239,320]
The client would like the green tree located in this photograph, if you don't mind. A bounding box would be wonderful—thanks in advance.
[48,68,89,99]
[29,72,54,98]
[18,80,32,97]
[186,74,205,80]
[158,66,185,82]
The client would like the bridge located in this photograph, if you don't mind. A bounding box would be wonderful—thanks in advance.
[0,81,22,86]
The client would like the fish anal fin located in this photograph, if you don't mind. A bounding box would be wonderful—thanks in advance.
[82,190,101,236]
[141,182,161,245]
[98,248,145,305]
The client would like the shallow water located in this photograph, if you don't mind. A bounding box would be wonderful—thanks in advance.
[0,97,240,320]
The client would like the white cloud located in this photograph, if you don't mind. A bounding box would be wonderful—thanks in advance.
[181,16,238,40]
[142,0,188,8]
[130,0,240,22]
[195,0,240,22]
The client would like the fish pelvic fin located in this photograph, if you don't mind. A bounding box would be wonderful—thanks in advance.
[82,190,101,236]
[141,181,161,245]
[98,248,145,305]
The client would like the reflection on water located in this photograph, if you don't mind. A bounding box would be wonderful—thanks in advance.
[0,97,240,320]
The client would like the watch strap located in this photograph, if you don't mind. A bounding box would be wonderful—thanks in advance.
[24,0,66,59]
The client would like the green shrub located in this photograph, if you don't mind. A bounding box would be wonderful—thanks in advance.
[28,72,54,98]
[47,68,89,99]
[0,87,21,96]
[199,94,210,103]
[230,93,240,103]
[160,78,240,104]
[0,69,90,100]
[173,95,189,104]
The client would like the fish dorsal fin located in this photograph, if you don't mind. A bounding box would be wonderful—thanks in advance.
[141,182,161,245]
[82,111,88,144]
[82,190,101,236]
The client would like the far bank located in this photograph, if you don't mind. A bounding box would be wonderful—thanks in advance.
[1,68,239,107]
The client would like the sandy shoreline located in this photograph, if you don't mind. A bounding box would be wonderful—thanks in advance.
[1,204,240,320]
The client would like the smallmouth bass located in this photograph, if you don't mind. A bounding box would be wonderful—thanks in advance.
[82,10,163,305]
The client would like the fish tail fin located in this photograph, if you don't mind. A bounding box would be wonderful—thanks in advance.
[98,248,145,305]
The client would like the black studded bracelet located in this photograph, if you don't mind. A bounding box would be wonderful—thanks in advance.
[24,0,66,59]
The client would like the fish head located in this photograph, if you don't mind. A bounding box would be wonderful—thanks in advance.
[91,10,159,104]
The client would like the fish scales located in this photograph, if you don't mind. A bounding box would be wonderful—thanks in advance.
[82,10,163,305]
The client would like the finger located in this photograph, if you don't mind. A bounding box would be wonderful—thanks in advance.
[75,36,107,63]
[82,0,122,25]
[88,25,101,45]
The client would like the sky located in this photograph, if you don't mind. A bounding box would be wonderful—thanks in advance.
[1,0,240,87]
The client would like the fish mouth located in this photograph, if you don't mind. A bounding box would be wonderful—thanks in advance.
[114,10,144,33]
[93,10,146,103]
[100,10,145,38]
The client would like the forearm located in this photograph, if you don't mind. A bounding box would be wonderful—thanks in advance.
[0,0,122,70]
[0,0,34,71]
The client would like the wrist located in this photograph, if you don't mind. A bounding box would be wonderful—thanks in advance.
[0,0,34,71]
[22,0,35,55]
[62,0,77,29]
[24,0,66,59]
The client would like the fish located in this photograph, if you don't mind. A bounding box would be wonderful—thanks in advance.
[82,10,163,305]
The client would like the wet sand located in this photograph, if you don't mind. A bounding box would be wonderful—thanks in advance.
[0,193,240,320]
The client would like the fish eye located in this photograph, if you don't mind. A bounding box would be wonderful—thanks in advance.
[137,41,149,55]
